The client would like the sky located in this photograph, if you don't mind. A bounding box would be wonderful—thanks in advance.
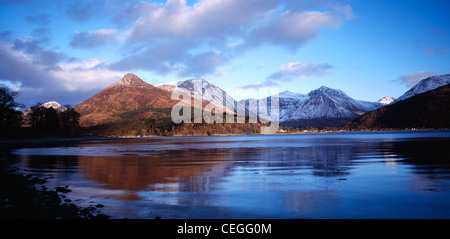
[0,0,449,108]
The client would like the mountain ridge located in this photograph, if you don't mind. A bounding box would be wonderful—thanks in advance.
[395,74,450,102]
[345,84,450,129]
[241,85,383,128]
[71,72,450,130]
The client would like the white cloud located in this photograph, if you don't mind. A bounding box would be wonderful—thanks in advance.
[111,0,352,78]
[394,71,437,87]
[125,0,279,43]
[257,63,266,69]
[0,39,125,105]
[1,0,356,104]
[237,61,333,90]
[70,29,122,49]
[243,4,354,51]
[268,62,333,81]
[237,81,266,90]
[51,59,125,92]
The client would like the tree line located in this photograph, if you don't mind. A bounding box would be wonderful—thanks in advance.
[0,87,81,138]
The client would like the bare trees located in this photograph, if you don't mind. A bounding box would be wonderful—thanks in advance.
[28,104,80,136]
[59,105,80,136]
[0,87,23,136]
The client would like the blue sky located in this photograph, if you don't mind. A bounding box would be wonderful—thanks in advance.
[0,0,449,108]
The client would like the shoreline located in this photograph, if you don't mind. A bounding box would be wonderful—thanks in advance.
[0,155,110,219]
[1,128,449,143]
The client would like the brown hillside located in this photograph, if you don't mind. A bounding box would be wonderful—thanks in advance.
[74,73,209,127]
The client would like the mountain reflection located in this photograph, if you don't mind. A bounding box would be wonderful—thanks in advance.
[15,132,450,218]
[78,148,233,192]
[21,143,360,194]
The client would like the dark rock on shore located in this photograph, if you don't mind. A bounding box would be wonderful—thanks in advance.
[0,158,109,219]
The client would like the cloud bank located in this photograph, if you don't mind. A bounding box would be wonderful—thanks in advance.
[1,0,354,106]
[86,0,353,78]
[0,38,124,106]
[238,61,333,90]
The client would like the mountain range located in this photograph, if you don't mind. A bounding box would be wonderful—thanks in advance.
[25,73,450,132]
[155,79,391,127]
[237,87,384,127]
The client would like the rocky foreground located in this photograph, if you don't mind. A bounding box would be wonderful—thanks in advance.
[0,155,109,219]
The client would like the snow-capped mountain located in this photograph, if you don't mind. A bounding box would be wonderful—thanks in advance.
[377,96,396,105]
[241,86,383,127]
[239,91,307,122]
[395,74,450,102]
[156,79,386,127]
[23,101,67,115]
[295,87,377,117]
[156,79,238,113]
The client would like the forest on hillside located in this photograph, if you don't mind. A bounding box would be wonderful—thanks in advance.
[88,107,269,137]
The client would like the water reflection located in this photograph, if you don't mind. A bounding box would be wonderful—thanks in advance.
[14,131,450,218]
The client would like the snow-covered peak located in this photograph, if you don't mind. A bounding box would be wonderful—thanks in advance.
[377,96,396,105]
[308,86,347,98]
[156,78,237,113]
[23,101,67,115]
[177,79,210,91]
[111,73,150,88]
[279,91,306,100]
[395,74,450,102]
[41,101,67,111]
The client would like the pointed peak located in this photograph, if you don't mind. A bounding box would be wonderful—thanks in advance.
[111,73,152,88]
[308,86,348,98]
[317,86,334,91]
[377,96,396,105]
[183,79,208,85]
[24,101,67,114]
[42,101,62,106]
[120,73,143,84]
[178,79,214,90]
[311,86,340,93]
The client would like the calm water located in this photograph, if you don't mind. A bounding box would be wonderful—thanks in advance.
[11,131,450,219]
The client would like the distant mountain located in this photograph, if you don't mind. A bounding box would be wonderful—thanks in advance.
[345,84,450,129]
[23,101,67,115]
[156,79,237,114]
[377,96,395,105]
[242,86,383,128]
[73,73,195,127]
[395,74,450,102]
